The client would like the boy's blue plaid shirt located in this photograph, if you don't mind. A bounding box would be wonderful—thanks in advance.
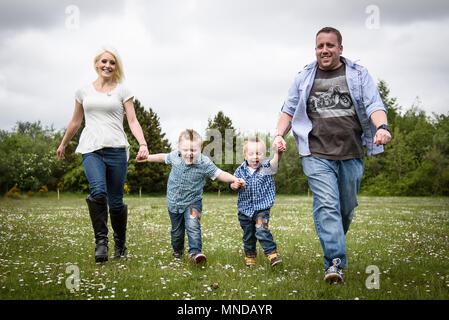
[234,160,276,218]
[165,150,220,213]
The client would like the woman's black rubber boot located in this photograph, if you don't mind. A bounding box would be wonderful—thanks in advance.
[86,195,109,262]
[110,204,128,260]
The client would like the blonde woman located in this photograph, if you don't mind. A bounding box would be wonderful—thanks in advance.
[57,46,148,262]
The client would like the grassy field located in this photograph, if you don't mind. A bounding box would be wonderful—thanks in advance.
[0,193,448,300]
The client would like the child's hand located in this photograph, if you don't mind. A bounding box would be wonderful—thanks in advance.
[237,178,246,188]
[230,182,240,191]
[230,178,245,190]
[136,154,149,162]
[274,136,286,153]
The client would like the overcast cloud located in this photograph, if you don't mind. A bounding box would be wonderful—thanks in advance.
[1,0,448,145]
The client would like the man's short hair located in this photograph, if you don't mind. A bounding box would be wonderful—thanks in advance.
[316,27,342,46]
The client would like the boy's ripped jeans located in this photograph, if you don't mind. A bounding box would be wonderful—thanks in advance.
[168,201,202,255]
[238,209,277,256]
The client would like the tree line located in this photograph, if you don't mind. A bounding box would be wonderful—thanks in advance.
[1,81,448,197]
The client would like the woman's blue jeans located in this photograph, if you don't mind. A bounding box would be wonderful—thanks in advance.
[302,156,364,271]
[168,201,203,255]
[82,147,128,211]
[238,209,277,256]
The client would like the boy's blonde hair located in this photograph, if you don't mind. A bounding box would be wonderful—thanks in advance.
[178,129,203,145]
[93,45,125,83]
[243,136,266,156]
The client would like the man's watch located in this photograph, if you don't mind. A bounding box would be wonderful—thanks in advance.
[376,124,390,133]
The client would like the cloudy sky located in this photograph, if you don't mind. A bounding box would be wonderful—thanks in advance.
[1,0,448,145]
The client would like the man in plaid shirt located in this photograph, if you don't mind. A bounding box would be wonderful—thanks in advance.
[230,136,283,267]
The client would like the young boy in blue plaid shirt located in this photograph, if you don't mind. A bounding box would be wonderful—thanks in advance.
[138,129,245,264]
[230,136,283,267]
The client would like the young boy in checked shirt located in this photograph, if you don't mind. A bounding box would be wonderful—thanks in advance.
[137,129,245,264]
[230,137,283,267]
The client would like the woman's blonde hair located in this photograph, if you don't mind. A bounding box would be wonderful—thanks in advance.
[93,45,125,83]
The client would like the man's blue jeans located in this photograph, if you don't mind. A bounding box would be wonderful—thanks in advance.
[82,148,128,211]
[238,209,277,256]
[168,201,203,255]
[302,156,364,270]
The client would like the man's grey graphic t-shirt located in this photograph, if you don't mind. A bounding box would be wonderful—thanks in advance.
[307,63,364,160]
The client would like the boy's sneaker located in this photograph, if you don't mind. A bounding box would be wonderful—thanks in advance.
[173,249,184,260]
[324,258,344,284]
[267,252,282,267]
[244,254,257,267]
[188,252,207,264]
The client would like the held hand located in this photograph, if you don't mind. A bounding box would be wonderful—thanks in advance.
[230,182,240,191]
[57,144,65,160]
[237,178,246,188]
[274,136,287,153]
[136,154,149,162]
[373,129,391,146]
[136,145,149,162]
[230,178,246,191]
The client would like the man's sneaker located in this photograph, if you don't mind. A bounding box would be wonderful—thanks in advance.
[188,252,207,264]
[324,258,344,283]
[267,252,282,267]
[244,254,257,267]
[173,249,184,260]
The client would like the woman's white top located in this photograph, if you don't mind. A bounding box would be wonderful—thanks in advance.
[74,82,133,160]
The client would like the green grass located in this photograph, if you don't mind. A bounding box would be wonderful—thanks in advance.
[0,193,448,300]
